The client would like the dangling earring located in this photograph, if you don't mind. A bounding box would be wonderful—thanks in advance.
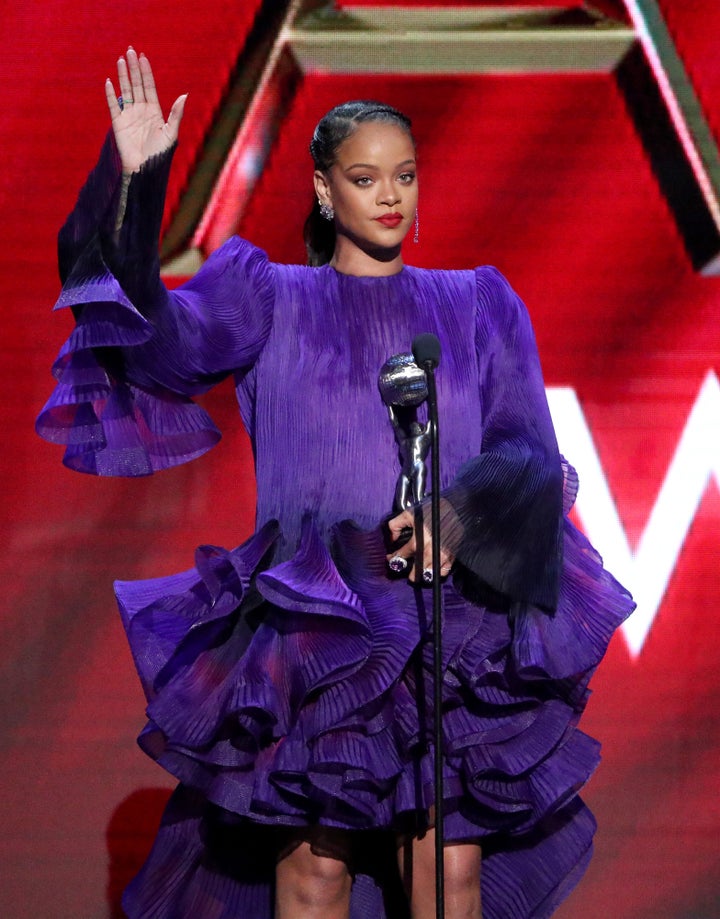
[319,199,334,221]
[413,209,420,244]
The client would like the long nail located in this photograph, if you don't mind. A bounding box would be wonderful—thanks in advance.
[388,556,408,573]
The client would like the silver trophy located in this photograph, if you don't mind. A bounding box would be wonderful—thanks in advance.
[378,353,431,511]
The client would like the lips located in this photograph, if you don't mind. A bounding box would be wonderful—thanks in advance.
[375,214,403,228]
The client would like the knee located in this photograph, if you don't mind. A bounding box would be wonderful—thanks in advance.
[444,844,482,914]
[277,842,351,908]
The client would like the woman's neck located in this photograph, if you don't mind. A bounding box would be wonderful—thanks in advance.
[329,237,404,277]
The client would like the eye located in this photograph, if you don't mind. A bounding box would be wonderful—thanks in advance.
[398,172,416,184]
[353,176,373,187]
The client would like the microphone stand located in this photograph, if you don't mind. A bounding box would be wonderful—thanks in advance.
[414,336,445,919]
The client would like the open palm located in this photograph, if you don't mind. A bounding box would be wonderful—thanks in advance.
[105,48,186,173]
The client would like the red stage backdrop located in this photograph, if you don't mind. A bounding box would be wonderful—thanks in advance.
[1,2,719,917]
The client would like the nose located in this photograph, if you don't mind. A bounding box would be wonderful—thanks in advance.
[377,180,400,207]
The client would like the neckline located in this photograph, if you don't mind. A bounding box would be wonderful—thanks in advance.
[325,263,408,280]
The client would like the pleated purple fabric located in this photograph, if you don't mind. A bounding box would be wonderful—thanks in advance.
[37,139,635,918]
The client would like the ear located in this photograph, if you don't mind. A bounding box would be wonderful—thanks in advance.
[313,170,331,206]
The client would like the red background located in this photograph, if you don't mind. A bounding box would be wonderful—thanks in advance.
[1,2,719,916]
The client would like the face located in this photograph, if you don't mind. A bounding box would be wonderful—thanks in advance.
[314,120,418,257]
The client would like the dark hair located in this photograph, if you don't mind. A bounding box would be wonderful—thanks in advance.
[303,100,414,266]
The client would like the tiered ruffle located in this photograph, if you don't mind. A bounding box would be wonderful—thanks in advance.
[116,492,633,918]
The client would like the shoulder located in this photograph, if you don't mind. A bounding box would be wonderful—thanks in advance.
[185,236,275,294]
[407,264,515,298]
[470,267,538,350]
[405,265,476,299]
[218,239,320,286]
[209,236,272,271]
[176,238,278,330]
[473,265,519,303]
[473,265,528,317]
[406,266,526,330]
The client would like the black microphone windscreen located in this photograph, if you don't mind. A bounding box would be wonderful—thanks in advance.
[412,333,441,368]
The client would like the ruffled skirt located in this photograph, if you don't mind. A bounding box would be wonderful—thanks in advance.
[117,514,633,919]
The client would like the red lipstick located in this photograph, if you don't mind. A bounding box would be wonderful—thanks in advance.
[375,213,403,228]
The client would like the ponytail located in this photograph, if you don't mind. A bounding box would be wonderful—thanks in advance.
[304,198,336,267]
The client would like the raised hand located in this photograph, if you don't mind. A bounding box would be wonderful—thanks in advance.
[105,48,186,174]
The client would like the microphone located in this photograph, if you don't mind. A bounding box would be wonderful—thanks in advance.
[411,330,445,919]
[412,332,441,370]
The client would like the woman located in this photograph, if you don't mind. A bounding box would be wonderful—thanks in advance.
[37,49,634,919]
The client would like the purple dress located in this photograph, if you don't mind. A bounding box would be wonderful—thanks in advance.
[37,138,634,918]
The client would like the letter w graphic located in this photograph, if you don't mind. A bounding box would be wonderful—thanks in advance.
[547,371,720,658]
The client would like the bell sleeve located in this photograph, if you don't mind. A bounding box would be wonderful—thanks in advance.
[441,267,564,613]
[36,134,274,476]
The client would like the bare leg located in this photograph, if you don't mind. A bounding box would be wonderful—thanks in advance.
[398,831,482,919]
[275,837,352,919]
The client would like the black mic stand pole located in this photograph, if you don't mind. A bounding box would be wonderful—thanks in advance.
[414,335,445,919]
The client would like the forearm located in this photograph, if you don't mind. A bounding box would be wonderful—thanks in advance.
[114,172,133,237]
[57,132,125,284]
[106,143,176,311]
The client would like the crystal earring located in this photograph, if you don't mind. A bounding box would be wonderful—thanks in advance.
[319,200,334,221]
[413,209,420,244]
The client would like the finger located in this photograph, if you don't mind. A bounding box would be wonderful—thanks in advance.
[411,563,436,585]
[421,549,452,573]
[105,78,122,119]
[387,509,414,540]
[408,559,427,584]
[386,515,418,576]
[166,93,188,140]
[138,52,160,106]
[417,531,435,584]
[421,549,454,583]
[387,522,414,555]
[126,47,146,104]
[421,536,433,571]
[420,538,441,574]
[387,527,417,557]
[439,559,454,578]
[117,55,133,102]
[387,554,411,575]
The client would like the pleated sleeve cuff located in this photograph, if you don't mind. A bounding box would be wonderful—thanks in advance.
[440,267,564,611]
[35,231,222,475]
[38,128,277,476]
[38,141,218,475]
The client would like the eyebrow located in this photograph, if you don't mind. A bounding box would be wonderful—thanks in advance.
[343,159,416,172]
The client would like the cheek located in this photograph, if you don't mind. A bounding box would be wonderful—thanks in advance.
[337,189,366,222]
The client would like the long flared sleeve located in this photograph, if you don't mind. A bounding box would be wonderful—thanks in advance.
[36,134,274,476]
[442,267,564,613]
